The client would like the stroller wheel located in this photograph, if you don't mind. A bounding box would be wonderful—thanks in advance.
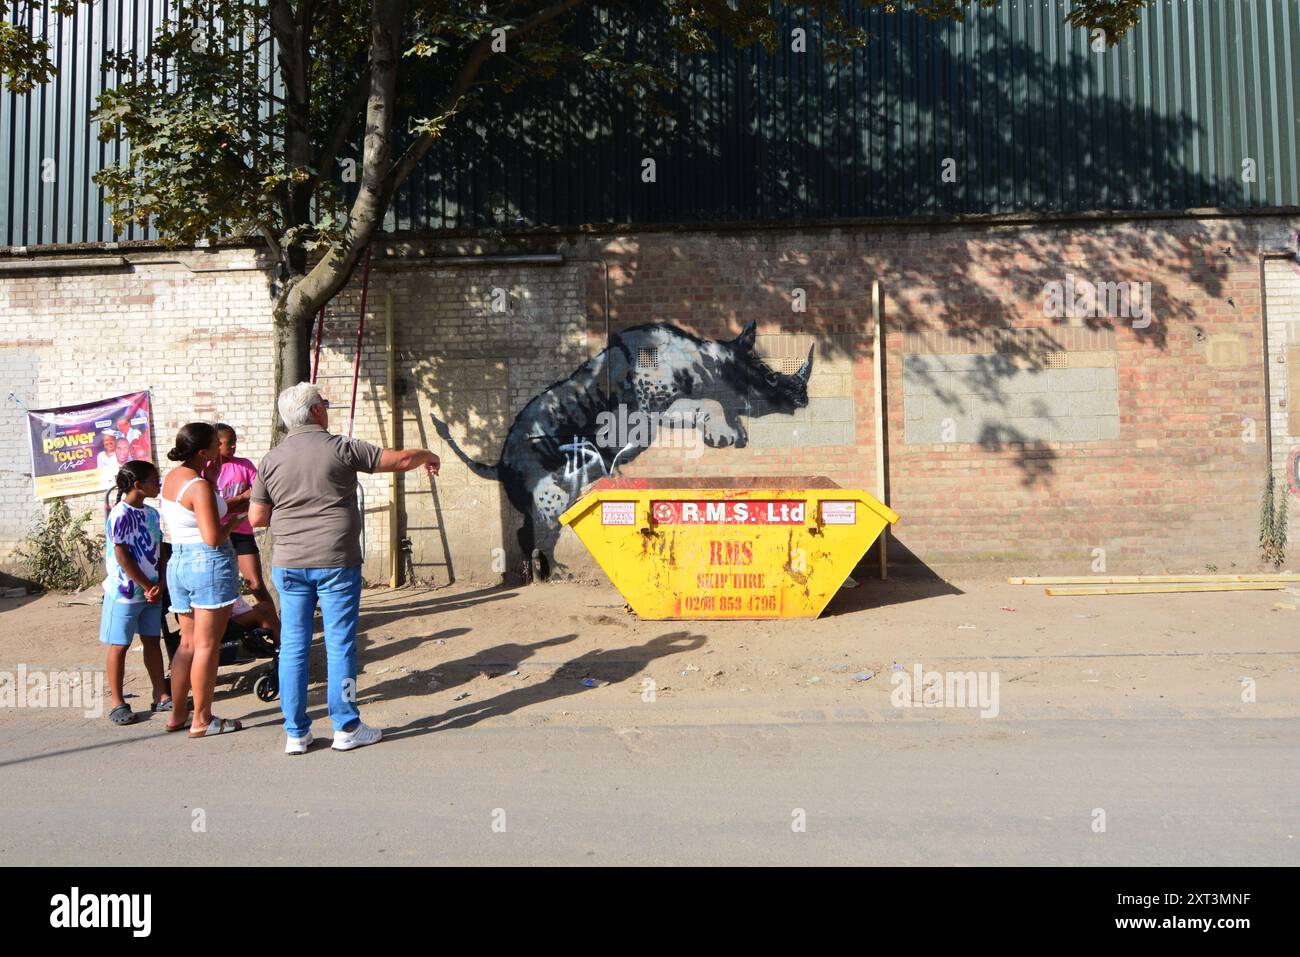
[253,672,279,702]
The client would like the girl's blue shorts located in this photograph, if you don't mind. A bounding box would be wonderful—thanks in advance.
[99,597,162,646]
[167,541,239,614]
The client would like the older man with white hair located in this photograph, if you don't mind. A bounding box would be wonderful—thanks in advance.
[249,381,439,754]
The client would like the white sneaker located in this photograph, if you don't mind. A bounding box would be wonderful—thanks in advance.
[332,721,382,751]
[285,731,313,755]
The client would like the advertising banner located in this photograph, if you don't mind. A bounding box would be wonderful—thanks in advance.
[25,391,154,500]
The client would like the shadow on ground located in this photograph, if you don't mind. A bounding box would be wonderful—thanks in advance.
[384,630,706,738]
[353,584,517,632]
[823,537,963,616]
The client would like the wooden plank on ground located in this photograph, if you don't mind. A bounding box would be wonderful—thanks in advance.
[1045,583,1285,596]
[1010,575,1300,585]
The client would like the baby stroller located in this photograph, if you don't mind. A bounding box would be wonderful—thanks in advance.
[157,541,282,702]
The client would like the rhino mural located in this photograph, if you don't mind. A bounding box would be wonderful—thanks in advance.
[431,321,813,580]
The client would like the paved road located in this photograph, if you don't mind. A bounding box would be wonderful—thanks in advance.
[1,712,1295,865]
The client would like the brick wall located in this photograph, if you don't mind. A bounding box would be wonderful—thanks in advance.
[0,249,279,575]
[2,212,1296,585]
[319,259,590,583]
[561,217,1292,574]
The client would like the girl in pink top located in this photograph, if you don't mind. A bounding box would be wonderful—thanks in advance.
[216,424,278,617]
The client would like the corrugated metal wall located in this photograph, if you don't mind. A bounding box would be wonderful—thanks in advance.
[2,0,169,245]
[3,0,1298,247]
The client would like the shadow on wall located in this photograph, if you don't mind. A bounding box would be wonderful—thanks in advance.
[410,215,1242,581]
[384,14,1259,580]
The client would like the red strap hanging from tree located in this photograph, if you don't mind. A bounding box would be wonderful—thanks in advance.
[346,246,374,439]
[310,307,325,384]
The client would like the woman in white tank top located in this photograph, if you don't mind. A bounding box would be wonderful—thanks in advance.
[160,422,246,737]
[161,476,228,543]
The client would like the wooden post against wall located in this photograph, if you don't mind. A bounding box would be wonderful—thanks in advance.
[872,280,889,580]
[386,291,400,589]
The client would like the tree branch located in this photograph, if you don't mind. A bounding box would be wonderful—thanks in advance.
[270,0,313,223]
[284,0,405,321]
[282,0,590,328]
[256,222,283,261]
[381,0,589,205]
[313,67,371,186]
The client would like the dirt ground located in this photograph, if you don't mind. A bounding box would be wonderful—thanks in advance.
[3,566,1297,729]
[4,569,1296,866]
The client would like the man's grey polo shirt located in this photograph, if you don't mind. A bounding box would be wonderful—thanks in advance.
[251,424,383,568]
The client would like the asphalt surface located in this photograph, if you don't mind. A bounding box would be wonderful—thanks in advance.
[1,710,1295,866]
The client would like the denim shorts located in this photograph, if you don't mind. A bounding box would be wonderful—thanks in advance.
[167,541,240,614]
[99,598,162,646]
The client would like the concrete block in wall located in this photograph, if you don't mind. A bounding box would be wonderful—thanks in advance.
[1009,392,1072,420]
[903,354,945,376]
[808,396,855,423]
[932,353,982,372]
[1205,334,1249,368]
[807,373,852,398]
[747,419,800,449]
[799,421,855,447]
[1069,389,1121,418]
[923,392,965,422]
[1055,368,1098,392]
[905,415,953,444]
[904,354,1121,446]
[996,370,1053,394]
[1068,350,1117,368]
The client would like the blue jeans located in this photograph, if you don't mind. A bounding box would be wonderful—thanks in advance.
[272,565,363,737]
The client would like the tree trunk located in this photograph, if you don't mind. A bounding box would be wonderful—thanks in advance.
[265,0,406,446]
[270,287,314,446]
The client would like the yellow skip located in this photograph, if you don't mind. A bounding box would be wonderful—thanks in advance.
[560,477,898,620]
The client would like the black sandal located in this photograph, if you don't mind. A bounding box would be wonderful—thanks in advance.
[108,704,136,726]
